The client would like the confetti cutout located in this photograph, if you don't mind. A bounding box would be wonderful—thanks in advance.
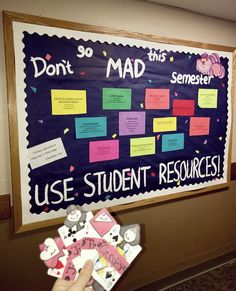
[38,120,43,124]
[177,180,181,186]
[112,133,117,139]
[131,58,135,63]
[148,79,152,83]
[174,92,178,97]
[151,172,156,177]
[221,82,225,88]
[185,119,188,124]
[79,71,86,76]
[70,165,75,172]
[64,128,69,134]
[127,172,132,177]
[188,55,192,60]
[45,53,52,61]
[74,192,79,197]
[102,50,107,57]
[219,136,222,141]
[43,206,49,212]
[156,134,161,140]
[140,103,144,108]
[203,139,208,145]
[217,118,220,122]
[195,150,200,154]
[30,86,37,93]
[105,194,111,199]
[169,56,174,62]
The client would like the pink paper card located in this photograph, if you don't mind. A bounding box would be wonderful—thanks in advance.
[95,239,129,275]
[89,208,117,236]
[189,117,210,136]
[89,140,119,163]
[67,241,81,258]
[67,238,101,261]
[145,88,169,109]
[67,237,129,274]
[67,238,106,258]
[39,237,65,268]
[172,99,195,116]
[47,252,69,279]
[62,259,78,281]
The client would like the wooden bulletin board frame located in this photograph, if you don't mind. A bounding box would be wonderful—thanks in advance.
[3,11,235,233]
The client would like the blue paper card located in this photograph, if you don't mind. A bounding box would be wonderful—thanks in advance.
[75,117,107,139]
[162,133,184,152]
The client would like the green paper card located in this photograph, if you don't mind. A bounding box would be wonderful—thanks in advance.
[198,89,218,108]
[103,88,132,110]
[130,136,155,157]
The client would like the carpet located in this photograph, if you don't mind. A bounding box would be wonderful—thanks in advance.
[166,259,236,290]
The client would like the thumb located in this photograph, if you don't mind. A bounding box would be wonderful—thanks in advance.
[68,260,94,291]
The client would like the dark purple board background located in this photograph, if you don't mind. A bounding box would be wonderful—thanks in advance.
[22,32,229,214]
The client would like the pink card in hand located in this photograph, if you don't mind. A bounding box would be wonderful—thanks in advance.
[89,208,117,237]
[39,205,142,291]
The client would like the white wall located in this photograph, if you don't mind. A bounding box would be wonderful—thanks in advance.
[0,0,236,196]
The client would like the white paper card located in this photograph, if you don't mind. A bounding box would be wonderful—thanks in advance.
[28,137,67,169]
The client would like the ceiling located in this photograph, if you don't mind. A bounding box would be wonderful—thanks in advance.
[145,0,236,22]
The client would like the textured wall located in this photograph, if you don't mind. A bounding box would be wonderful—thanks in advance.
[0,1,236,290]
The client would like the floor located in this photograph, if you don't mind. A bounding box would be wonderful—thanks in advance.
[135,250,236,291]
[166,259,236,290]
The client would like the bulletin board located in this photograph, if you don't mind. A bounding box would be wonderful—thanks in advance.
[3,11,234,233]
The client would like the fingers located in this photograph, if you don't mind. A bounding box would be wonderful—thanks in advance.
[51,278,72,291]
[68,260,94,291]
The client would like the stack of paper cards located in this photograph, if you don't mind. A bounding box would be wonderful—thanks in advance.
[39,205,142,290]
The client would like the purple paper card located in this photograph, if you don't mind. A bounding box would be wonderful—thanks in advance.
[119,111,146,136]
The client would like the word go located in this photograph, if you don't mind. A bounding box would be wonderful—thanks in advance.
[76,45,93,58]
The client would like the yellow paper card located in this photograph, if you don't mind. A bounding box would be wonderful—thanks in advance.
[130,136,155,157]
[198,89,218,108]
[153,117,177,132]
[51,89,87,115]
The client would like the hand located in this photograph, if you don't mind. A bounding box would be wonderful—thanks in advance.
[52,260,94,291]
